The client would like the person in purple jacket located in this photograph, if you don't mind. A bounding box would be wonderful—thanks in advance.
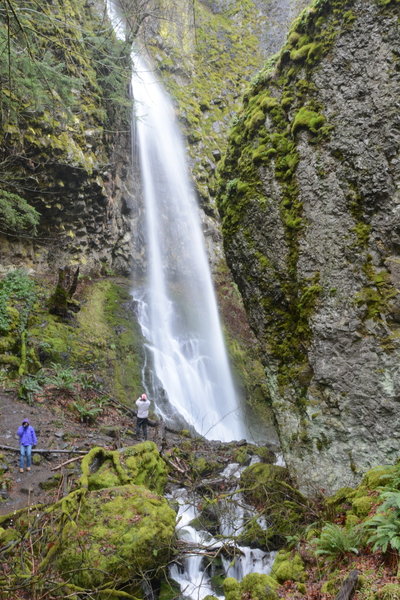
[17,418,37,473]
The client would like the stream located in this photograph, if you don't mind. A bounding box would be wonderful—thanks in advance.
[169,460,276,600]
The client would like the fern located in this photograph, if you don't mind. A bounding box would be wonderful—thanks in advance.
[313,523,362,558]
[365,491,400,553]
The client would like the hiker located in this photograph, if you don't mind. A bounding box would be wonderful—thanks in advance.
[135,393,151,440]
[16,418,37,473]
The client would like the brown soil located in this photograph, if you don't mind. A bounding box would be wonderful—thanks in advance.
[0,390,136,515]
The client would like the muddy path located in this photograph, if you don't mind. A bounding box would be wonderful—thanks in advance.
[0,390,137,515]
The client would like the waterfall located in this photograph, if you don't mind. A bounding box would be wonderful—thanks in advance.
[107,2,246,442]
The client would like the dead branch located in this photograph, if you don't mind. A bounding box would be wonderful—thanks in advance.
[0,444,86,454]
[50,455,85,470]
[334,570,360,600]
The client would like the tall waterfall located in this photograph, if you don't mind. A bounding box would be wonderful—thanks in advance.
[107,3,246,442]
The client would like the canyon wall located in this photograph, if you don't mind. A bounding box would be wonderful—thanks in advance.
[217,0,400,493]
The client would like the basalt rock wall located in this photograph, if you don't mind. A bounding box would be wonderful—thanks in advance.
[218,0,400,494]
[0,0,137,276]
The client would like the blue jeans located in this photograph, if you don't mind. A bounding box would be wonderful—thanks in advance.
[20,445,32,469]
[136,418,148,440]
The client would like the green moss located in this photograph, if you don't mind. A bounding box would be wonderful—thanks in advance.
[345,513,361,527]
[376,584,400,599]
[271,550,306,583]
[290,43,315,62]
[291,107,326,135]
[55,484,176,589]
[29,278,144,404]
[354,258,397,322]
[224,573,279,600]
[351,222,371,247]
[351,495,376,518]
[320,573,342,595]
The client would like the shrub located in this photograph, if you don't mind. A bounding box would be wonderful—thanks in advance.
[0,190,39,234]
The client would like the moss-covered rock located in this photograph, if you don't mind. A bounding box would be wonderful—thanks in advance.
[224,573,279,600]
[271,549,306,583]
[55,484,176,589]
[80,443,168,495]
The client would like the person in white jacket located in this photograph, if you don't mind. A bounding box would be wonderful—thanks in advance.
[135,393,151,440]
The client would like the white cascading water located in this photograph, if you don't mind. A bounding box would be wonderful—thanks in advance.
[169,461,276,600]
[107,2,245,442]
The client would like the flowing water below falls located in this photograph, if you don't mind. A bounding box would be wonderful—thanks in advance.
[169,462,275,600]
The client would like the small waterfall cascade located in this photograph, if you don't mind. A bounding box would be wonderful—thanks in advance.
[107,1,246,442]
[169,461,276,600]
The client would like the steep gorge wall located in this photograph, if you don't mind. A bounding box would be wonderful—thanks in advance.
[217,0,400,494]
[0,0,136,275]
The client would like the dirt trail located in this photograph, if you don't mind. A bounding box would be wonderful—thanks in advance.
[0,391,135,515]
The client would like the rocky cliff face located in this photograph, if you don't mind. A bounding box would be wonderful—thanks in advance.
[218,0,400,494]
[0,0,136,275]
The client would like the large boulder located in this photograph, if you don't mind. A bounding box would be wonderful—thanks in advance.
[55,484,176,589]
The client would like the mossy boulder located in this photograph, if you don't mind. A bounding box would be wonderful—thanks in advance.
[81,443,168,494]
[55,484,176,589]
[224,573,279,600]
[122,442,168,493]
[271,550,305,583]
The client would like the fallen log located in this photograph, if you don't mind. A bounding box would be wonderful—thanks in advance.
[0,444,87,454]
[334,570,360,600]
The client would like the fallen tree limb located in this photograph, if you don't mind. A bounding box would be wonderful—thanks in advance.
[0,444,87,454]
[334,570,360,600]
[51,455,85,470]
